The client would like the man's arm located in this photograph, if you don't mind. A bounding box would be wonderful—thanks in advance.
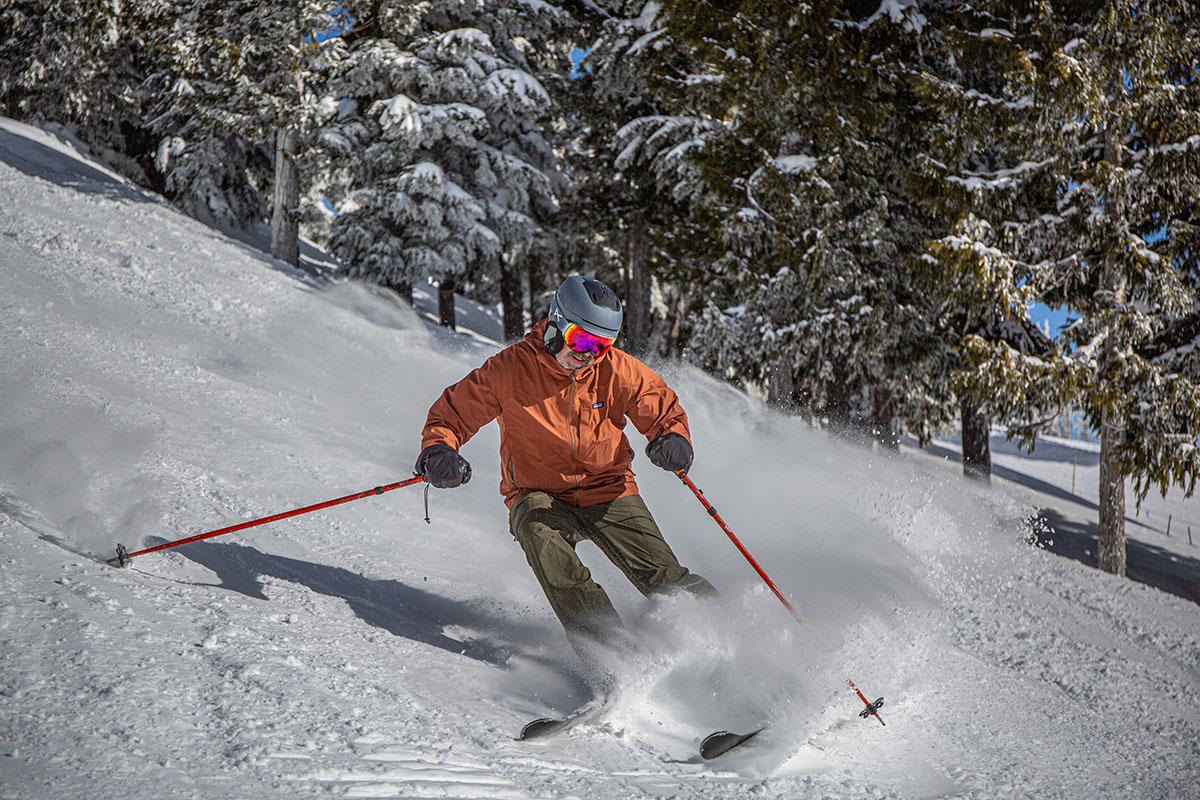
[622,357,694,474]
[421,355,506,451]
[622,357,690,443]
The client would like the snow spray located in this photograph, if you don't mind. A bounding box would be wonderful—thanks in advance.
[676,471,886,725]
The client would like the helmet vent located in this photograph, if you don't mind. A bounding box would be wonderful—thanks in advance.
[583,279,621,311]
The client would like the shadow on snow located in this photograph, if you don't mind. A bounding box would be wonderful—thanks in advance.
[160,537,545,668]
[0,128,156,204]
[917,442,1199,606]
[1030,509,1200,605]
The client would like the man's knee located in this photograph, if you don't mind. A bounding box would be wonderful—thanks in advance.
[592,495,718,598]
[509,492,556,538]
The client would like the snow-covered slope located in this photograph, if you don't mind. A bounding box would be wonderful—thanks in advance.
[1,117,1197,800]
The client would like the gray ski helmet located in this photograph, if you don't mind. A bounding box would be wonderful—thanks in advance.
[549,276,623,339]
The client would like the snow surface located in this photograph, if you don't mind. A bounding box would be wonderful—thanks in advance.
[1,116,1198,800]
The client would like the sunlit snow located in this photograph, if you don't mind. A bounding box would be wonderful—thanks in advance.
[1,117,1197,800]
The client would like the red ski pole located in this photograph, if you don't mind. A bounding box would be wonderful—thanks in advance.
[677,471,885,725]
[848,678,886,726]
[107,475,426,567]
[677,471,803,624]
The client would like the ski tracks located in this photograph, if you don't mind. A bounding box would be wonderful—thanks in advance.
[259,710,732,800]
[275,736,529,800]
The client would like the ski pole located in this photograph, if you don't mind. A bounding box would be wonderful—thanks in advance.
[107,475,426,567]
[676,471,886,725]
[848,678,886,726]
[676,471,803,624]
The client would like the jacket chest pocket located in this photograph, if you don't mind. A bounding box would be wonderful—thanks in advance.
[579,398,620,436]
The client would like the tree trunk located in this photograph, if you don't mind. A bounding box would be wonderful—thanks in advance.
[825,372,852,437]
[767,356,795,411]
[665,281,692,357]
[271,127,300,268]
[623,217,652,356]
[1096,86,1128,577]
[527,244,549,325]
[871,389,899,451]
[1097,406,1127,576]
[499,253,524,341]
[825,366,870,443]
[382,277,412,306]
[961,399,991,483]
[438,274,457,330]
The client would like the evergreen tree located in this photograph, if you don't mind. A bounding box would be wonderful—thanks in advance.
[924,2,1200,575]
[0,1,328,238]
[143,0,354,263]
[633,0,956,446]
[0,0,164,186]
[318,1,571,333]
[915,3,1061,481]
[556,0,709,357]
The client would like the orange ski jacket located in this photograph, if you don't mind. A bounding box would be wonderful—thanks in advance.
[421,319,691,508]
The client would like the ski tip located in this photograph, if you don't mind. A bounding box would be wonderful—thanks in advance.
[519,698,608,742]
[520,717,552,738]
[519,716,567,741]
[699,727,764,759]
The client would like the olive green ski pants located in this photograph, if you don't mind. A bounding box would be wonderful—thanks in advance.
[509,491,716,649]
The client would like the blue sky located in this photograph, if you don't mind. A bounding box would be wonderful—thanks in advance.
[1029,303,1071,336]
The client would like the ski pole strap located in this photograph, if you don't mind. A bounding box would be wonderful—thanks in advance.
[108,475,426,566]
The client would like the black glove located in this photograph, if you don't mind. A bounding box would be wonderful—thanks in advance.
[415,444,472,488]
[645,432,693,475]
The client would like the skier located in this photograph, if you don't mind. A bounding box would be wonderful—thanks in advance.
[415,275,716,664]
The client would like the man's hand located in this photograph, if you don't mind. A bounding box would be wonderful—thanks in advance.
[415,444,472,488]
[645,433,693,475]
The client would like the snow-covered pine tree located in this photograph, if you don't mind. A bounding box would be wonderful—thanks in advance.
[914,4,1063,481]
[0,0,163,187]
[318,1,571,334]
[923,2,1200,575]
[553,0,709,357]
[636,0,956,445]
[142,0,353,263]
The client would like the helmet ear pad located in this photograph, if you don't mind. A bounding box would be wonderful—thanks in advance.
[543,322,565,355]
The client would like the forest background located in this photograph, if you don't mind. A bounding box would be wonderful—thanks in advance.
[3,0,1199,580]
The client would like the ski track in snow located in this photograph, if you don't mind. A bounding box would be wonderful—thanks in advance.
[1,118,1199,799]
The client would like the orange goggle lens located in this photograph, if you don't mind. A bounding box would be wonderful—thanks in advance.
[562,323,615,355]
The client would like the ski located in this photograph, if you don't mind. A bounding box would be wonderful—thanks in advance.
[699,727,765,759]
[519,701,604,741]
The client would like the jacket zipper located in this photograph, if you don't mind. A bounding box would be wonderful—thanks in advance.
[568,374,581,505]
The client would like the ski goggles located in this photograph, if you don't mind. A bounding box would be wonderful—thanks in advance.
[561,323,616,356]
